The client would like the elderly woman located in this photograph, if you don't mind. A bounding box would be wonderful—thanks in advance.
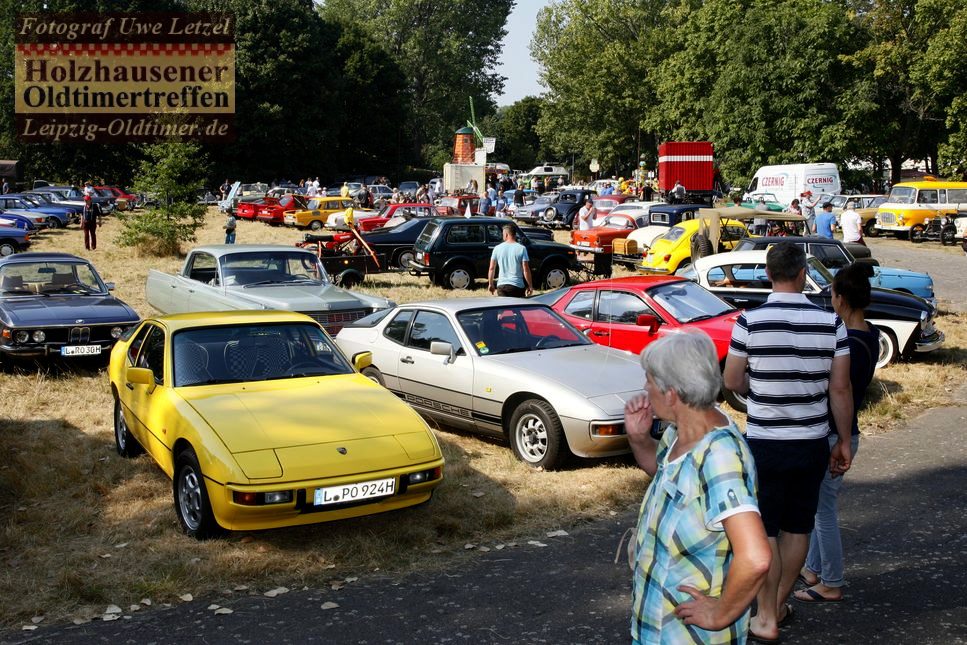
[626,332,771,644]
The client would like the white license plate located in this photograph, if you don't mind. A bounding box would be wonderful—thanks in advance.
[577,241,590,246]
[61,345,102,356]
[314,477,395,506]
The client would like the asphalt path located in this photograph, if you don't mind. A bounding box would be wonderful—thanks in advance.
[864,236,967,313]
[10,384,967,645]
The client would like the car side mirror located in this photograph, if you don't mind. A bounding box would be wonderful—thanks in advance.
[430,341,456,363]
[127,367,156,392]
[104,281,115,291]
[636,314,661,335]
[353,351,373,372]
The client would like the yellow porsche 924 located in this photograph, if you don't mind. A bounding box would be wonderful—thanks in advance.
[109,310,444,539]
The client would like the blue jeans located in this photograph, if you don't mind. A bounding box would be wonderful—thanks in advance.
[225,230,236,244]
[804,433,860,587]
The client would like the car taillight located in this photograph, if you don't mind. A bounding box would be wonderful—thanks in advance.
[663,254,671,262]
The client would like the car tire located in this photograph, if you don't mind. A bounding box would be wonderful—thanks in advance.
[909,225,924,243]
[46,217,61,229]
[114,397,144,458]
[338,271,361,288]
[690,233,713,260]
[362,366,385,386]
[509,399,569,469]
[541,263,570,290]
[875,326,898,369]
[442,264,474,290]
[941,227,956,246]
[722,387,747,414]
[864,219,879,238]
[173,447,225,540]
[0,241,18,257]
[396,250,415,270]
[309,220,322,231]
[542,207,557,223]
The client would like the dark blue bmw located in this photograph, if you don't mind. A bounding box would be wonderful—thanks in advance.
[0,253,139,361]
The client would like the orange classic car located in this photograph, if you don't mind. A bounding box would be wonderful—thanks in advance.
[569,212,650,254]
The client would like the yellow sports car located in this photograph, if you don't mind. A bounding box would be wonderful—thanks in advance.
[109,310,444,539]
[638,218,750,275]
[282,196,354,230]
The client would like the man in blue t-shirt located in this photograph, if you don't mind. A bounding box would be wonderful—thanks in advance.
[815,203,837,239]
[488,224,533,297]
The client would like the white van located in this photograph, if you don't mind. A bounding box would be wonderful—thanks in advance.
[744,163,841,206]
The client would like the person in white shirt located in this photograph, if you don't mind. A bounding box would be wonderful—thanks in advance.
[840,200,864,245]
[306,182,318,197]
[577,198,596,230]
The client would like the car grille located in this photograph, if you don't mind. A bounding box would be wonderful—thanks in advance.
[303,309,369,335]
[878,211,896,225]
[33,325,119,343]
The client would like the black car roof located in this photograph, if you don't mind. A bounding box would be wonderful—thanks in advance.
[739,236,844,245]
[0,252,86,264]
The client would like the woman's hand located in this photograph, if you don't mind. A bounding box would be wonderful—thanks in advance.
[674,586,726,630]
[624,393,654,440]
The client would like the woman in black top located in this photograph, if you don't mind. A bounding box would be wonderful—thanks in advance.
[796,263,879,603]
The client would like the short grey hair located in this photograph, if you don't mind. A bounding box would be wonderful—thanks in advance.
[640,331,722,408]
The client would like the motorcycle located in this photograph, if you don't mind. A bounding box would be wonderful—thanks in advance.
[913,213,957,245]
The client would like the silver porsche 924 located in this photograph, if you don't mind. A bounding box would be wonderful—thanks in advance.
[335,298,645,469]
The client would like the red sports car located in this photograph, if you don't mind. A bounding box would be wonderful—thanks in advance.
[436,195,493,217]
[255,194,310,225]
[534,275,740,361]
[237,196,279,220]
[570,213,650,254]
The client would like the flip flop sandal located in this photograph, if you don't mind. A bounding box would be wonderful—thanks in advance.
[778,603,796,627]
[749,630,781,644]
[796,573,818,587]
[794,587,844,603]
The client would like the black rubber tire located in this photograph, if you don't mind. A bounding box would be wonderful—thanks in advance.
[114,397,144,458]
[909,225,925,243]
[941,227,956,246]
[173,447,225,540]
[864,219,879,238]
[395,250,415,270]
[309,220,323,231]
[541,263,570,289]
[47,217,61,229]
[875,326,898,369]
[0,241,18,256]
[691,233,713,259]
[338,272,362,288]
[722,387,747,414]
[442,264,474,290]
[361,366,385,386]
[509,399,569,470]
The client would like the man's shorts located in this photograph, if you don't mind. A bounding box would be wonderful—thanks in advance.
[497,285,526,297]
[746,437,830,537]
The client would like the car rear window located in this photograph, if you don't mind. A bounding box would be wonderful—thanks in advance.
[416,221,440,249]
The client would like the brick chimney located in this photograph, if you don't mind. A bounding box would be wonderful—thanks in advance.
[452,127,476,164]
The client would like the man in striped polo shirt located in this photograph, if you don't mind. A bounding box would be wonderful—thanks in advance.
[724,242,853,643]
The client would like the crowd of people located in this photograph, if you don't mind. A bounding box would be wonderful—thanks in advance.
[627,242,878,644]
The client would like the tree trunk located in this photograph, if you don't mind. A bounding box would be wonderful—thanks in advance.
[889,153,904,186]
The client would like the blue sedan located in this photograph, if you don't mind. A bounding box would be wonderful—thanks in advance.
[0,195,71,228]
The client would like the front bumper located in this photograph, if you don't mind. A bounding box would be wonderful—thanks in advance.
[0,339,116,358]
[914,330,945,354]
[209,458,444,531]
[570,243,606,254]
[875,224,911,232]
[561,416,630,459]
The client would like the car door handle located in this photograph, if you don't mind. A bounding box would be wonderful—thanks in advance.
[400,356,414,364]
[125,382,134,390]
[591,330,610,337]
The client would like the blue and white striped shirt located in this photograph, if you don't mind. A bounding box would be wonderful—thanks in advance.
[729,292,848,440]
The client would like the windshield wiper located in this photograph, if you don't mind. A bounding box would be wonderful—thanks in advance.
[489,347,533,355]
[2,289,45,296]
[182,378,246,386]
[241,280,291,288]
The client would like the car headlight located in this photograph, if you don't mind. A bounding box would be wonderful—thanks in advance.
[32,330,46,342]
[15,330,29,343]
[110,326,123,339]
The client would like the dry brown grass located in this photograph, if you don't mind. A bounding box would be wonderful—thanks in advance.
[0,212,963,627]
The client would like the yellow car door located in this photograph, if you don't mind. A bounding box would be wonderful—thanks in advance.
[123,323,177,473]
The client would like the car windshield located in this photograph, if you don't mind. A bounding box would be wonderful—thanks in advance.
[868,196,887,208]
[532,196,554,206]
[220,251,330,287]
[611,205,644,214]
[27,193,53,204]
[830,196,848,208]
[0,261,106,295]
[438,197,460,207]
[888,187,915,204]
[19,195,43,207]
[457,305,590,355]
[807,257,834,288]
[172,323,353,387]
[648,281,733,323]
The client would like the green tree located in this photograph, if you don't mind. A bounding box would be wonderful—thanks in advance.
[118,141,209,256]
[479,96,547,171]
[321,0,514,164]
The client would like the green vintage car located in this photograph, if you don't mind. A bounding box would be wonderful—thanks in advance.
[740,192,786,212]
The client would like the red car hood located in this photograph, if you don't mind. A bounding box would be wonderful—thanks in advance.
[571,228,632,245]
[686,311,741,360]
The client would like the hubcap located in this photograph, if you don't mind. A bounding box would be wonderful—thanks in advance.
[115,406,126,449]
[515,413,548,463]
[0,244,14,256]
[545,268,567,289]
[178,466,203,531]
[399,252,414,269]
[877,334,890,367]
[450,269,472,289]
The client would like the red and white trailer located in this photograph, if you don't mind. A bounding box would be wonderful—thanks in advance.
[657,141,715,205]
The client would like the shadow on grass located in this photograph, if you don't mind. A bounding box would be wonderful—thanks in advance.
[864,378,902,408]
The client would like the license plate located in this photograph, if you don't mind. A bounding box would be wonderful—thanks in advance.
[577,241,590,247]
[314,477,395,506]
[61,345,101,356]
